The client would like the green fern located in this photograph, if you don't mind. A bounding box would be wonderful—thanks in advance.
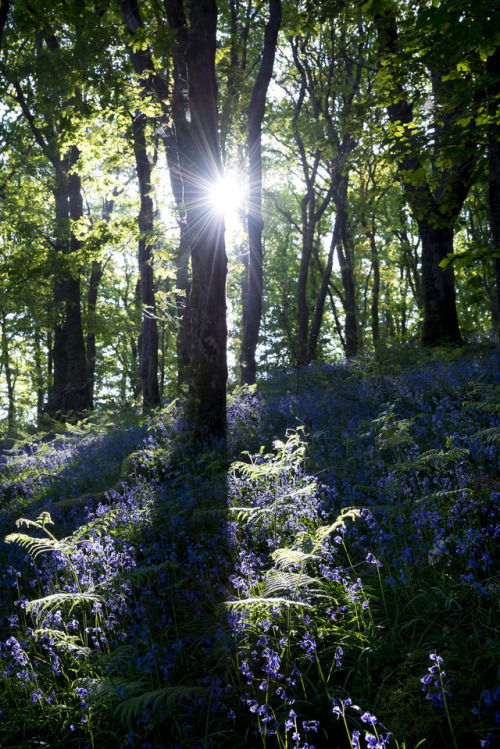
[225,596,313,610]
[33,628,90,654]
[4,532,62,558]
[261,569,321,598]
[26,591,105,621]
[114,685,206,723]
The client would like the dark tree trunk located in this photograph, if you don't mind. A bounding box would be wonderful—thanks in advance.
[132,112,160,408]
[164,0,227,437]
[64,152,90,413]
[419,221,461,345]
[184,0,227,436]
[369,224,380,346]
[309,215,340,362]
[336,177,358,358]
[488,46,500,342]
[49,151,90,416]
[240,0,281,385]
[34,324,44,426]
[85,259,102,409]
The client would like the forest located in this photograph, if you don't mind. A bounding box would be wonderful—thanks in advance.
[0,0,499,747]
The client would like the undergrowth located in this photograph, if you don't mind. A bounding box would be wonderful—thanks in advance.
[0,344,499,748]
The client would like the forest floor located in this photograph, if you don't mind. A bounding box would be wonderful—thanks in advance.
[0,342,499,749]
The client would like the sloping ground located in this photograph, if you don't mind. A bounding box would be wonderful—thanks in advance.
[0,345,499,749]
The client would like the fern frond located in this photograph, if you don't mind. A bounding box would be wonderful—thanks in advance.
[26,591,105,620]
[393,446,469,473]
[466,401,500,415]
[225,596,313,609]
[227,506,273,521]
[272,547,319,568]
[4,533,62,558]
[68,510,121,544]
[316,509,361,542]
[473,427,500,445]
[33,629,90,654]
[114,685,205,723]
[75,676,147,706]
[15,511,55,531]
[100,561,178,589]
[261,570,320,597]
[280,482,317,501]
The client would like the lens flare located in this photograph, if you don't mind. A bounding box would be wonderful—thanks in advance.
[208,174,244,220]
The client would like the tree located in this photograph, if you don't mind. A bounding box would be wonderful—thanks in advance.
[239,0,282,385]
[487,46,500,341]
[373,1,489,346]
[164,0,227,436]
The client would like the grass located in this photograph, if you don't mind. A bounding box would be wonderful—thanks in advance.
[0,343,498,748]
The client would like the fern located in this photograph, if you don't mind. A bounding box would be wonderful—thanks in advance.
[33,628,90,654]
[100,560,178,590]
[4,532,63,558]
[261,569,320,598]
[26,591,105,621]
[114,685,206,723]
[393,445,469,473]
[271,547,320,568]
[225,596,313,610]
[473,427,500,445]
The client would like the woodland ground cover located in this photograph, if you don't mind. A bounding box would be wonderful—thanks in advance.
[0,344,499,749]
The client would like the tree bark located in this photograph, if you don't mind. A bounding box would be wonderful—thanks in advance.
[369,222,380,346]
[181,0,227,436]
[47,149,90,416]
[1,311,14,433]
[132,112,160,408]
[488,46,500,343]
[240,0,281,385]
[34,324,44,426]
[336,181,358,358]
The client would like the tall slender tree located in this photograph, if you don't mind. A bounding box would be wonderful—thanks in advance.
[240,0,281,385]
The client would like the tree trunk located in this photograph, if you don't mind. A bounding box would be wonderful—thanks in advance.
[419,220,461,345]
[164,0,227,437]
[308,215,341,362]
[336,177,358,358]
[185,0,227,436]
[488,46,500,342]
[64,153,91,413]
[85,259,102,409]
[240,0,281,385]
[369,223,380,346]
[49,151,90,416]
[1,311,14,433]
[34,324,44,426]
[132,112,160,408]
[85,195,114,407]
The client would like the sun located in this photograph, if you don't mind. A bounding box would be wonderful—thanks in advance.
[207,172,245,222]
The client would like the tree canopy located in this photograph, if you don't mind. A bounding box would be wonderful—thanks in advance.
[0,0,499,434]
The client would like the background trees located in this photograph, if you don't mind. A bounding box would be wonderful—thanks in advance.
[0,0,498,434]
